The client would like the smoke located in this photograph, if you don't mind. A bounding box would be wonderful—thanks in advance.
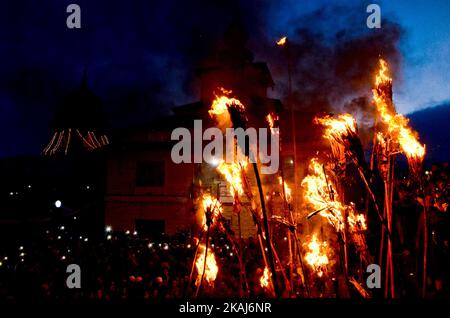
[0,0,404,157]
[251,3,403,144]
[175,1,403,133]
[273,7,402,116]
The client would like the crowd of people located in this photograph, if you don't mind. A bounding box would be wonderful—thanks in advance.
[0,221,273,300]
[0,164,449,300]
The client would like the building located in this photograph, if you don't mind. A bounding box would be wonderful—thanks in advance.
[104,21,325,237]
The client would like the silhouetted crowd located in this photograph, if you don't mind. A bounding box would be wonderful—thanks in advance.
[0,224,272,300]
[0,164,449,300]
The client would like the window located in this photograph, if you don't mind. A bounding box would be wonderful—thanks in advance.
[136,161,165,187]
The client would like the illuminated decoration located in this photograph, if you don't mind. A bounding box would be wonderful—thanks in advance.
[43,71,110,155]
[43,129,109,155]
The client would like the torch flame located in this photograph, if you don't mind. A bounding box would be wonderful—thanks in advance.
[259,266,271,289]
[278,176,292,203]
[195,243,219,286]
[216,160,247,197]
[200,193,223,231]
[301,158,344,231]
[276,36,287,46]
[304,234,329,278]
[315,113,357,143]
[266,113,280,136]
[209,88,246,130]
[373,59,425,174]
[348,210,367,231]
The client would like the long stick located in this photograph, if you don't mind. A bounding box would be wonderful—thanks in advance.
[422,202,428,297]
[270,241,292,294]
[252,162,280,298]
[238,211,243,297]
[354,160,392,238]
[189,232,204,285]
[280,161,295,295]
[286,39,299,219]
[389,158,396,298]
[195,226,210,298]
[292,230,311,297]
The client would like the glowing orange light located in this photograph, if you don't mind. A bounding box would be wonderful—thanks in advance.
[278,176,292,203]
[301,158,344,231]
[304,234,329,278]
[209,88,245,129]
[195,244,219,286]
[276,36,287,46]
[373,59,425,174]
[199,193,223,231]
[260,266,271,289]
[347,210,367,231]
[266,113,280,136]
[315,113,357,143]
[216,160,247,197]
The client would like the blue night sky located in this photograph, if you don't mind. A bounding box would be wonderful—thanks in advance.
[263,0,450,112]
[0,0,449,158]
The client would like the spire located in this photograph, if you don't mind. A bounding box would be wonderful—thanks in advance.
[218,16,254,66]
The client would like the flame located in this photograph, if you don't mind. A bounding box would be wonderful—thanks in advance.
[278,176,292,203]
[373,59,425,173]
[304,234,329,278]
[195,244,219,286]
[276,36,287,46]
[375,58,391,87]
[260,266,271,289]
[266,113,280,136]
[200,194,223,231]
[216,160,247,197]
[301,158,344,231]
[315,113,357,143]
[348,210,367,231]
[209,88,246,129]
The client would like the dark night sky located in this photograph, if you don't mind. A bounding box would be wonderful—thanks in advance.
[0,0,449,158]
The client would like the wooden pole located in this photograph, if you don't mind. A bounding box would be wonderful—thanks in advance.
[285,39,299,219]
[189,231,204,285]
[422,202,428,297]
[195,226,210,298]
[383,155,395,298]
[238,210,243,297]
[252,162,281,298]
[389,157,395,298]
